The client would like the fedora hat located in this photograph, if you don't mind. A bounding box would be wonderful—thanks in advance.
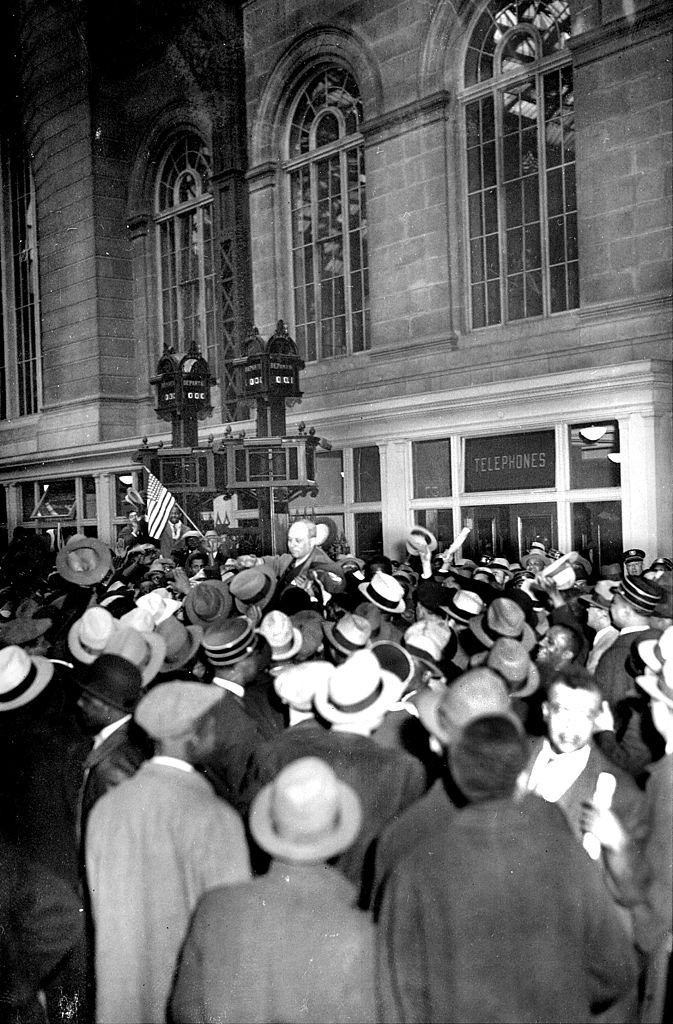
[135,589,183,626]
[56,535,112,587]
[313,648,402,725]
[403,619,456,666]
[119,607,157,634]
[323,613,372,657]
[358,572,406,615]
[156,616,203,673]
[0,612,52,647]
[617,574,663,615]
[183,580,232,629]
[405,526,437,556]
[578,579,619,611]
[440,588,485,625]
[68,606,119,665]
[540,551,579,591]
[102,626,166,686]
[202,616,257,667]
[257,610,303,662]
[78,653,143,713]
[290,610,325,661]
[637,625,673,676]
[274,661,332,712]
[135,681,223,740]
[474,637,540,699]
[0,645,54,711]
[337,554,365,575]
[250,757,361,863]
[228,565,277,613]
[468,598,536,652]
[416,668,512,746]
[370,640,416,692]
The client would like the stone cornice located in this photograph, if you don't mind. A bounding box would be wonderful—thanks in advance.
[245,160,279,190]
[569,0,672,65]
[361,91,452,145]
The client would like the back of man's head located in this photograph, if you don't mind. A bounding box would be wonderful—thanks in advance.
[449,714,527,803]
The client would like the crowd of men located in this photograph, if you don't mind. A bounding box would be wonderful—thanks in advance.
[0,505,671,1024]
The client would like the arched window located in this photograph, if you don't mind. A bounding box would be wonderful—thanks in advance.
[462,0,577,328]
[286,66,369,362]
[155,134,217,368]
[0,135,41,419]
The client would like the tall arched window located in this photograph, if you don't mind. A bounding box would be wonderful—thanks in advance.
[0,135,41,419]
[155,134,217,368]
[286,66,369,362]
[462,1,577,328]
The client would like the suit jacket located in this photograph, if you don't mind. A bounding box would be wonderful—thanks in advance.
[78,719,152,844]
[86,761,251,1024]
[170,862,377,1024]
[595,627,661,706]
[376,793,638,1023]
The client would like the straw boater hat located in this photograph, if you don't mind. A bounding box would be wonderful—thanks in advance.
[637,625,673,678]
[202,616,257,668]
[439,588,485,626]
[56,535,112,587]
[273,661,332,712]
[313,648,402,725]
[68,606,119,665]
[250,757,361,864]
[358,571,406,615]
[183,580,232,629]
[155,616,203,674]
[405,526,437,557]
[102,626,166,687]
[135,681,224,740]
[468,597,536,652]
[323,613,372,657]
[0,645,54,712]
[228,565,277,614]
[256,610,303,662]
[119,607,157,634]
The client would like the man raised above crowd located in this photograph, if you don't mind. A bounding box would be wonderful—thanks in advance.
[257,519,345,611]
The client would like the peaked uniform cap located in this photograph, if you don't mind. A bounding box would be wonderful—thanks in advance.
[135,681,224,739]
[617,574,663,614]
[68,606,119,665]
[623,548,646,563]
[250,757,362,863]
[0,646,54,711]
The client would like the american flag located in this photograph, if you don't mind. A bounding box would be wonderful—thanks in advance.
[146,472,176,539]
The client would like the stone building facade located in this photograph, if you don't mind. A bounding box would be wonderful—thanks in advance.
[0,0,670,568]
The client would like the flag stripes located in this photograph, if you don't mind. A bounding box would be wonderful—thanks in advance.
[146,472,176,539]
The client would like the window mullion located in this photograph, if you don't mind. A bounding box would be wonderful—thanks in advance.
[340,147,352,349]
[537,70,552,317]
[495,87,508,324]
[310,160,321,356]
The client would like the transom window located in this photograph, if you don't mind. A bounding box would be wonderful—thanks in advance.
[155,134,217,369]
[286,66,370,362]
[462,1,577,328]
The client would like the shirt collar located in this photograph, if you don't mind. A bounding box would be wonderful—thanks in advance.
[150,755,195,774]
[212,676,245,699]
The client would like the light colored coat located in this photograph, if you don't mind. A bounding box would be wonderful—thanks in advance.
[85,760,250,1024]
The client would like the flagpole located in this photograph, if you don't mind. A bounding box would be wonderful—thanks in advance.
[142,467,204,537]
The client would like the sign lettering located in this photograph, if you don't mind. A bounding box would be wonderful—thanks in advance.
[464,430,555,492]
